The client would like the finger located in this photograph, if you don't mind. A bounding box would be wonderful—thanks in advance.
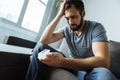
[51,52,61,56]
[46,53,53,57]
[40,58,50,63]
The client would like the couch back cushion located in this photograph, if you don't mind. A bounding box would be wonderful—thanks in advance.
[109,40,120,78]
[5,36,36,48]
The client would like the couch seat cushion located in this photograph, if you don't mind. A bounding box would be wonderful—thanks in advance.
[47,68,78,80]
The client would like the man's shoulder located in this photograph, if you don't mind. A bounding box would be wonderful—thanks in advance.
[86,20,102,26]
[85,20,104,30]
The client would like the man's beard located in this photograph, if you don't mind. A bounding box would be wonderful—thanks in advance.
[70,17,83,31]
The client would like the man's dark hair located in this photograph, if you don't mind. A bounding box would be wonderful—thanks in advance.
[64,0,84,12]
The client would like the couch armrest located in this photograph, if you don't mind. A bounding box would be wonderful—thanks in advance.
[0,51,30,80]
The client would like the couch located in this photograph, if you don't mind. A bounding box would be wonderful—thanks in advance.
[0,36,120,80]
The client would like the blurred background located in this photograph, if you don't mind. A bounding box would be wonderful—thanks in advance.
[0,0,120,43]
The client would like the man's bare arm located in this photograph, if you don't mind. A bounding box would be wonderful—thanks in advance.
[40,0,67,44]
[40,15,64,44]
[60,42,110,70]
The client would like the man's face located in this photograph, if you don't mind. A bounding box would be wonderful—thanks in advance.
[65,5,84,31]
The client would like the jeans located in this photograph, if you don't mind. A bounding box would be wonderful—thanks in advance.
[25,42,118,80]
[76,68,118,80]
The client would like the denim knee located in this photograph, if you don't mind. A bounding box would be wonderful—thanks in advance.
[32,42,65,57]
[25,42,49,80]
[33,42,47,52]
[86,67,118,80]
[76,71,87,80]
[93,67,111,73]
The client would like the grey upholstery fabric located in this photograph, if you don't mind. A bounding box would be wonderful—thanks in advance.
[109,40,120,78]
[47,68,78,80]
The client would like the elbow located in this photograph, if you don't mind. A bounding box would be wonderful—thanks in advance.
[102,58,110,69]
[39,39,48,44]
[105,61,110,69]
[103,62,110,69]
[105,56,110,69]
[39,36,48,44]
[96,57,110,69]
[39,36,47,44]
[39,37,53,44]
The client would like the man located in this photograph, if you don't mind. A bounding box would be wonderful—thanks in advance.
[25,0,118,80]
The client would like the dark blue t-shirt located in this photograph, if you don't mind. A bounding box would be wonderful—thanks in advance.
[59,20,108,58]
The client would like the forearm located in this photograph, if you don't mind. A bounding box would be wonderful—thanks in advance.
[61,56,109,71]
[40,14,63,44]
[40,0,66,44]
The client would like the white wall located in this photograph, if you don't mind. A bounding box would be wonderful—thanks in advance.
[83,0,120,41]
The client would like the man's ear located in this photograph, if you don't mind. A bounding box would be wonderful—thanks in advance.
[81,10,85,17]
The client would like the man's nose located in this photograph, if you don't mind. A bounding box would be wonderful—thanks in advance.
[69,18,75,25]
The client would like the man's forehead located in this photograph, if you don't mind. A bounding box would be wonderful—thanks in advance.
[65,9,80,17]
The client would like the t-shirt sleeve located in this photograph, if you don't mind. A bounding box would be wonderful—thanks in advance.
[92,23,108,42]
[57,26,68,37]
